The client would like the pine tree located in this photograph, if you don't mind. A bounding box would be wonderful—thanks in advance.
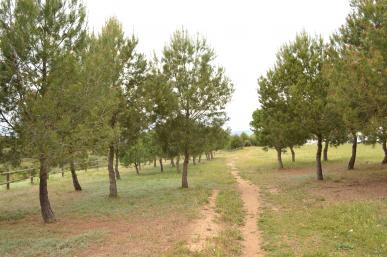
[159,29,233,188]
[0,0,87,223]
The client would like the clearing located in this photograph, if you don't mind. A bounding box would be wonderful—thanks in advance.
[1,144,386,257]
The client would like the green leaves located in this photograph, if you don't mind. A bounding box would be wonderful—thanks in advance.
[161,29,233,125]
[252,35,314,153]
[327,0,386,143]
[0,0,88,161]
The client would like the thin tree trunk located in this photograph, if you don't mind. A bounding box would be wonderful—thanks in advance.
[39,155,55,223]
[176,155,180,173]
[193,156,196,165]
[198,154,202,163]
[153,158,156,167]
[60,163,64,177]
[115,147,120,180]
[159,158,163,172]
[323,140,329,161]
[348,133,357,170]
[316,135,324,180]
[210,151,214,160]
[108,144,117,197]
[70,160,82,191]
[290,146,295,162]
[276,148,284,169]
[382,138,387,164]
[182,149,189,188]
[135,162,139,175]
[171,157,175,167]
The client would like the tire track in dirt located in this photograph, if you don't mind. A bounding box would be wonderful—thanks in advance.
[188,189,220,252]
[227,159,264,257]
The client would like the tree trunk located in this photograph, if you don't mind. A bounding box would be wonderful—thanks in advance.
[198,154,202,163]
[348,133,357,170]
[382,139,387,164]
[290,146,295,162]
[60,163,64,177]
[115,147,120,180]
[39,156,55,223]
[323,140,329,161]
[316,135,324,180]
[276,148,284,169]
[159,158,163,172]
[193,156,196,165]
[182,149,189,188]
[176,155,180,173]
[70,160,82,191]
[135,162,139,175]
[171,157,175,167]
[210,151,214,160]
[108,144,118,197]
[154,158,156,167]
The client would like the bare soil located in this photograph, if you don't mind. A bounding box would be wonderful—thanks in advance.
[274,163,387,203]
[310,177,387,202]
[228,159,264,257]
[70,215,189,257]
[187,189,221,252]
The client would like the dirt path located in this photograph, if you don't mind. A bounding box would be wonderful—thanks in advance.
[188,189,220,252]
[227,159,264,257]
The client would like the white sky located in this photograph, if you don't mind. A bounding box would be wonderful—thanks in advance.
[84,0,351,133]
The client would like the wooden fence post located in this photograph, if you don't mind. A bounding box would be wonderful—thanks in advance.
[6,173,10,190]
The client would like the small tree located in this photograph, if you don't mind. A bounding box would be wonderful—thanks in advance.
[240,132,251,147]
[121,133,151,175]
[279,33,335,180]
[252,61,307,168]
[155,120,182,172]
[229,134,244,150]
[159,29,233,188]
[90,18,142,197]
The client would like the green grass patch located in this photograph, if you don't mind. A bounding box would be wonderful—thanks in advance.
[232,144,387,257]
[0,230,105,257]
[0,156,235,257]
[216,188,245,226]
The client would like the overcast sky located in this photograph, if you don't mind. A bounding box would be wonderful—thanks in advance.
[84,0,351,133]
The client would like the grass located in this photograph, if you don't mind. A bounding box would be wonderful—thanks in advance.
[0,154,243,257]
[1,144,385,256]
[231,144,387,257]
[1,231,105,257]
[216,189,245,226]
